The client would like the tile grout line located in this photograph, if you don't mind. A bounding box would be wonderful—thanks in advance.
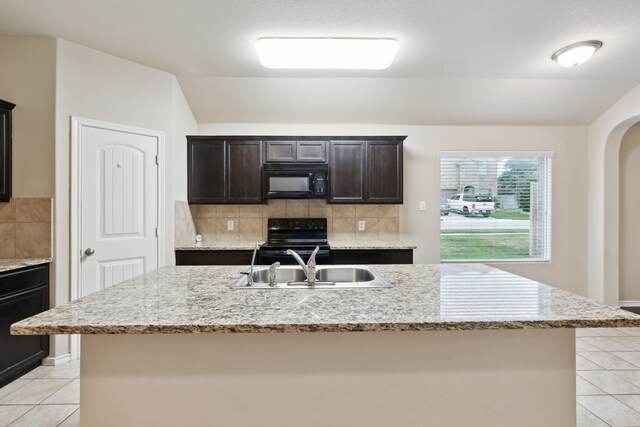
[577,402,612,427]
[8,404,37,426]
[56,407,79,427]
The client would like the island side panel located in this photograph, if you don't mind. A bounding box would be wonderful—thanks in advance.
[81,329,575,427]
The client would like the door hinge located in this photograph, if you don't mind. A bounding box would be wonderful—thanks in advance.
[155,227,159,238]
[155,155,160,165]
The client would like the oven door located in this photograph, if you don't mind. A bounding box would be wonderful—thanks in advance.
[259,249,331,266]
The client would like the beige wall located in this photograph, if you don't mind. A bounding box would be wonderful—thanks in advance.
[198,123,588,295]
[587,81,640,305]
[0,37,56,197]
[53,39,196,356]
[172,82,198,200]
[619,125,640,302]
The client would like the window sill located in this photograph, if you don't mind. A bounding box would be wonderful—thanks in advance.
[441,259,551,264]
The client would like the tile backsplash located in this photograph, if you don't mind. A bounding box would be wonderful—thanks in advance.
[177,200,400,243]
[0,198,52,258]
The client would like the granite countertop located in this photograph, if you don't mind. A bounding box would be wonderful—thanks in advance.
[330,241,416,250]
[0,258,52,273]
[176,241,263,251]
[176,241,415,251]
[12,264,640,335]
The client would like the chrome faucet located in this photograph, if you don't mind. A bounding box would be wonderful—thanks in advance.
[268,262,280,287]
[241,241,260,287]
[286,246,319,285]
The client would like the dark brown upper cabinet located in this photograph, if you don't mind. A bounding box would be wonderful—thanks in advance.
[187,137,263,204]
[328,137,404,204]
[226,140,263,203]
[0,99,16,202]
[367,140,403,203]
[188,138,225,203]
[187,135,403,205]
[329,140,367,203]
[265,139,327,163]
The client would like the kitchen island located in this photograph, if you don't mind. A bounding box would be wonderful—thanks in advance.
[12,264,640,426]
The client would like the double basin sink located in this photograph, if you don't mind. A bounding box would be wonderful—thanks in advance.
[232,265,391,289]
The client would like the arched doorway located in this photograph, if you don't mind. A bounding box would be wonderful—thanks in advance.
[619,123,640,309]
[599,115,640,305]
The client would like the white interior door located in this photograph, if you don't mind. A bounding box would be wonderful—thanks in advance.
[70,118,163,359]
[79,124,159,295]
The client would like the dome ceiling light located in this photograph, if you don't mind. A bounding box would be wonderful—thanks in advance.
[551,40,602,67]
[255,38,399,69]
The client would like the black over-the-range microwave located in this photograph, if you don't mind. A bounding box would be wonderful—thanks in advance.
[263,163,328,199]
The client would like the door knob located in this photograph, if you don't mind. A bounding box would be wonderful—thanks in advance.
[84,248,96,256]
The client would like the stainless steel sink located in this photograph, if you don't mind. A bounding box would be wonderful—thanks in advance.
[316,266,376,283]
[250,267,308,284]
[231,265,391,289]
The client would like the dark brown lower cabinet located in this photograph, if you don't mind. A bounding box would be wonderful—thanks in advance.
[330,249,413,265]
[175,250,255,265]
[176,249,413,265]
[0,264,50,388]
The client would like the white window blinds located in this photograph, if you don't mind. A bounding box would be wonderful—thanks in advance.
[440,152,552,262]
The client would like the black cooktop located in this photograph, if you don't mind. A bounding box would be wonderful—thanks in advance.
[262,218,329,250]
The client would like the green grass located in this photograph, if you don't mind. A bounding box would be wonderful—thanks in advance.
[441,233,531,260]
[441,229,528,234]
[490,209,530,220]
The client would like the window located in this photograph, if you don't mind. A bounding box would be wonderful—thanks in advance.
[440,152,552,262]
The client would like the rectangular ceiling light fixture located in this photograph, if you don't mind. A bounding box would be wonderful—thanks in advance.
[255,38,399,69]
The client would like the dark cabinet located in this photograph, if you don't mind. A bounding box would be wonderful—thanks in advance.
[331,249,413,264]
[188,139,225,203]
[176,249,413,266]
[265,141,296,162]
[367,141,403,203]
[176,250,255,265]
[187,137,263,204]
[265,140,327,163]
[0,99,16,202]
[187,135,403,205]
[227,141,263,203]
[329,140,367,203]
[329,137,404,204]
[297,141,327,162]
[0,264,50,388]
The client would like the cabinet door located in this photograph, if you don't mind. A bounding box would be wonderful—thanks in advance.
[329,141,366,203]
[366,140,403,203]
[331,249,413,264]
[187,139,225,203]
[0,265,49,388]
[265,141,296,163]
[297,141,327,163]
[0,99,15,202]
[227,141,263,203]
[176,250,254,265]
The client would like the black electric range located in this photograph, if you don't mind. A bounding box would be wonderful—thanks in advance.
[259,218,330,265]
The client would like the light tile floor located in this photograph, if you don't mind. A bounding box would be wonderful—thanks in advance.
[0,360,79,427]
[577,327,640,427]
[2,329,640,426]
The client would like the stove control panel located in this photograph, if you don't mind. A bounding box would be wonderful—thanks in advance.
[267,218,327,231]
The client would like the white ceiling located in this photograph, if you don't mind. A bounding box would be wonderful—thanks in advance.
[1,0,640,125]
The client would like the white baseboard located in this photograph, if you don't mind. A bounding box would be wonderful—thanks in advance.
[619,300,640,308]
[42,353,72,366]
